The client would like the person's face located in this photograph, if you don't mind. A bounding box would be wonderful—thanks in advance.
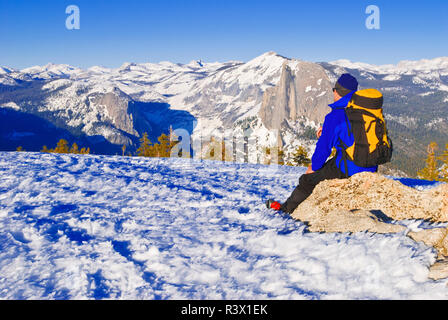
[333,88,342,102]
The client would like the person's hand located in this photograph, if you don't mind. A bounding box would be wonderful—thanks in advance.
[316,126,323,139]
[306,165,314,174]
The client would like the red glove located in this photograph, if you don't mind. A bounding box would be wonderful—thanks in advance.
[270,201,282,211]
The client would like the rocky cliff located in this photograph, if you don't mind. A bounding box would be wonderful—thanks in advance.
[259,60,333,130]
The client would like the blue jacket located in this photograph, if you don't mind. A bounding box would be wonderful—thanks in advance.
[311,92,378,176]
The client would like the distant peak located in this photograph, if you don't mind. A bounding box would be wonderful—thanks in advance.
[119,62,137,70]
[329,57,448,73]
[260,51,289,59]
[246,51,290,66]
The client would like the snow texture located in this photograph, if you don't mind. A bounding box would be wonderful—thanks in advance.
[0,151,447,300]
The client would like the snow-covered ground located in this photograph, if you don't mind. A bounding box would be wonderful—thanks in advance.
[0,152,447,300]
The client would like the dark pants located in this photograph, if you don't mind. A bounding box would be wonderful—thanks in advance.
[280,157,347,214]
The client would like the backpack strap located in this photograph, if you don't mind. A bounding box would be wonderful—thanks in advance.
[337,137,350,178]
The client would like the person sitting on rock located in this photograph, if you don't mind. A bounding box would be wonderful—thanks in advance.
[267,73,378,214]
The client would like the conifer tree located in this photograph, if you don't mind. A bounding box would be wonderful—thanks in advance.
[137,132,153,157]
[262,145,285,165]
[276,146,285,165]
[80,147,90,155]
[204,137,220,161]
[53,139,70,154]
[438,143,448,182]
[156,133,171,158]
[291,145,311,167]
[417,142,439,181]
[70,143,79,154]
[40,140,90,154]
[41,145,51,153]
[203,137,232,162]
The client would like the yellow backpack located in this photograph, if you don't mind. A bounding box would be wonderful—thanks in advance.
[342,89,393,167]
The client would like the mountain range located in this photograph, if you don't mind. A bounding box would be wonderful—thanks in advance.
[1,52,448,177]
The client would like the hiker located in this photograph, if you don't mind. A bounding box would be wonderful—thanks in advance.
[267,73,390,214]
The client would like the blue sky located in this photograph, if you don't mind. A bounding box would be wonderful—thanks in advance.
[0,0,447,69]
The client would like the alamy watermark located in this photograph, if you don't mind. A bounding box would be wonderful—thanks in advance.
[169,123,286,174]
[66,5,80,30]
[365,5,380,30]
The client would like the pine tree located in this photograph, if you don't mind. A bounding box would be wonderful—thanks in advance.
[40,140,90,154]
[438,143,448,182]
[291,145,311,167]
[70,143,79,154]
[137,132,153,157]
[53,139,70,154]
[220,140,233,162]
[276,146,285,165]
[417,142,439,181]
[79,147,90,155]
[262,145,285,165]
[203,137,232,162]
[204,137,221,161]
[156,133,171,158]
[41,145,51,153]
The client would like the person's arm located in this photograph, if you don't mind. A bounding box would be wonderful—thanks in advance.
[310,115,335,172]
[305,127,323,174]
[305,165,314,174]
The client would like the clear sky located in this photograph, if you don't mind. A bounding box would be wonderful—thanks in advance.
[0,0,447,69]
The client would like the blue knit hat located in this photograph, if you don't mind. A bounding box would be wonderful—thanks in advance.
[336,73,358,92]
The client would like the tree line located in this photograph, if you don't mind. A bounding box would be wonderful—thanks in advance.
[22,133,448,183]
[417,142,448,182]
[17,140,90,154]
[14,131,332,170]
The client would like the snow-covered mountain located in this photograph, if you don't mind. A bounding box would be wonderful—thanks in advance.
[330,57,448,79]
[1,52,448,176]
[1,151,447,299]
[0,52,334,163]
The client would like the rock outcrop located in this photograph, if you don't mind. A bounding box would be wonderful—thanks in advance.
[291,172,448,280]
[258,61,333,130]
[90,88,138,137]
[292,172,448,223]
[407,227,448,281]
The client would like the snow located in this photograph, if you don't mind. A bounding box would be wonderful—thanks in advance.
[42,79,73,91]
[0,67,16,74]
[21,63,84,79]
[0,151,447,300]
[425,118,445,129]
[383,74,401,81]
[330,57,448,75]
[329,57,448,92]
[0,102,21,111]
